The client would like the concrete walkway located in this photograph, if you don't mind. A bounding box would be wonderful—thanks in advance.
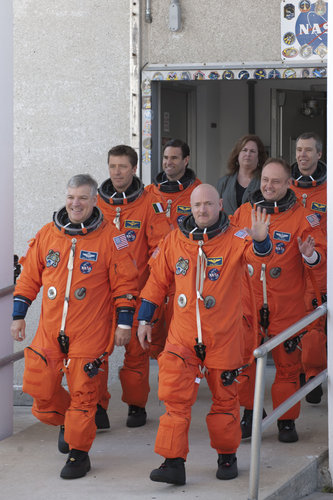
[1,362,329,500]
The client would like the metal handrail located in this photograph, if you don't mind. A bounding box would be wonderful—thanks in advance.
[0,350,24,369]
[248,303,328,500]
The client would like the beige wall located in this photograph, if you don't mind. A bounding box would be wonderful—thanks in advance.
[143,0,281,64]
[13,0,131,393]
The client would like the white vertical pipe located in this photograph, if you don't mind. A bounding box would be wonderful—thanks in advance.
[130,0,141,162]
[248,355,267,500]
[0,0,14,440]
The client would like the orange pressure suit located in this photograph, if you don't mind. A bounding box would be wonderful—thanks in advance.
[14,207,137,452]
[97,176,170,408]
[145,168,201,327]
[231,189,326,420]
[139,211,271,460]
[290,160,327,381]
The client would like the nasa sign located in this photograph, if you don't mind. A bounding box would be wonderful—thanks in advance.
[281,0,328,61]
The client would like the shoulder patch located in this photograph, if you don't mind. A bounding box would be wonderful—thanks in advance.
[46,249,60,268]
[124,220,141,229]
[234,229,248,239]
[176,205,192,214]
[79,250,98,262]
[113,234,129,250]
[306,214,320,227]
[207,257,223,267]
[175,257,189,276]
[311,202,326,213]
[273,231,291,242]
[152,202,164,214]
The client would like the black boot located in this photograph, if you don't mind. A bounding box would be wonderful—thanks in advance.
[95,404,110,429]
[277,419,298,443]
[126,405,147,427]
[305,377,323,404]
[241,408,267,439]
[60,449,91,479]
[150,458,186,485]
[58,425,69,454]
[216,453,238,480]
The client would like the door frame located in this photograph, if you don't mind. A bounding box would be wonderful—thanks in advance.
[140,62,327,185]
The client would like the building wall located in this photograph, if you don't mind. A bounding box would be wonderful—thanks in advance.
[13,0,131,395]
[143,0,281,64]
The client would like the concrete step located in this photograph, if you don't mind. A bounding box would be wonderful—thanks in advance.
[1,363,329,500]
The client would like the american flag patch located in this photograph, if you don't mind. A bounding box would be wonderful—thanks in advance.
[306,214,320,227]
[113,234,129,250]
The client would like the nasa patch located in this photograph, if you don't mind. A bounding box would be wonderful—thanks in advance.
[275,242,286,255]
[177,214,186,226]
[80,261,92,274]
[208,268,220,281]
[125,230,137,242]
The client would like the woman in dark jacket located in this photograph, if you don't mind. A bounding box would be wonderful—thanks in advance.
[217,135,267,215]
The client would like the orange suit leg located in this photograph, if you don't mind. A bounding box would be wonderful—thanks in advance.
[271,343,301,420]
[119,324,150,408]
[64,358,102,452]
[301,314,327,379]
[31,358,70,426]
[237,362,257,410]
[97,359,111,410]
[301,289,327,379]
[205,369,241,454]
[154,350,200,460]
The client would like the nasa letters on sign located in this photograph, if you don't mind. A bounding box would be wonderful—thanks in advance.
[281,1,328,62]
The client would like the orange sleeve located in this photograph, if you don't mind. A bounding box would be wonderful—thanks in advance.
[14,227,48,302]
[108,245,139,310]
[140,232,174,306]
[144,191,171,255]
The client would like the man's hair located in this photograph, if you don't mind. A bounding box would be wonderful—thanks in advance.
[262,157,291,178]
[67,174,98,197]
[227,134,267,176]
[296,132,323,153]
[107,145,138,167]
[163,139,190,159]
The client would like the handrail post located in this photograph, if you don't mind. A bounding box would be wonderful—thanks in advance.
[248,354,267,500]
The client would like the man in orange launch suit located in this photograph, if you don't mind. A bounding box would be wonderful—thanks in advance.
[137,183,272,485]
[145,139,202,327]
[11,174,138,480]
[232,158,326,443]
[291,132,327,404]
[97,145,170,427]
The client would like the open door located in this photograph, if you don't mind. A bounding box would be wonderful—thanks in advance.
[271,88,327,163]
[151,82,196,179]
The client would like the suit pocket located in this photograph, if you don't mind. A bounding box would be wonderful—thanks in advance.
[22,347,58,400]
